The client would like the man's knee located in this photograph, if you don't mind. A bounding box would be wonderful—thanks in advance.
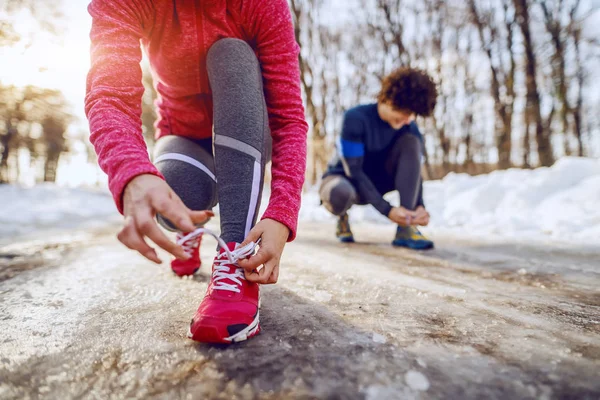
[319,176,357,216]
[396,132,422,152]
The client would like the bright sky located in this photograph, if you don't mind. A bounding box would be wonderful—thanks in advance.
[1,3,95,186]
[1,3,91,125]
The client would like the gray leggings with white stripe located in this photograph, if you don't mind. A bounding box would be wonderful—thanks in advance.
[153,38,270,244]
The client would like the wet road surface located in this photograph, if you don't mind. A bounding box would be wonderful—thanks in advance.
[1,222,599,399]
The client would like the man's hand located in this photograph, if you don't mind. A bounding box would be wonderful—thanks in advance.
[413,206,430,226]
[118,174,213,264]
[388,206,418,226]
[237,218,290,284]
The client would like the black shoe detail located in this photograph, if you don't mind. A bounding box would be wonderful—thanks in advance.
[227,324,249,336]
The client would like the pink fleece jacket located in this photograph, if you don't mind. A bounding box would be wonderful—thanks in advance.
[85,0,308,241]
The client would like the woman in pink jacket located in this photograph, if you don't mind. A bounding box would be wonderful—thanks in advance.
[85,0,308,343]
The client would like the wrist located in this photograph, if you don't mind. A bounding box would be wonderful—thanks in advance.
[383,204,394,219]
[261,210,296,242]
[263,218,292,240]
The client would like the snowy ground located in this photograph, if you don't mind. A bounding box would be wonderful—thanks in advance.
[0,184,120,241]
[301,157,600,247]
[2,157,599,248]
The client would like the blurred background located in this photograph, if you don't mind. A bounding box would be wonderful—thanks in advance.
[1,0,599,241]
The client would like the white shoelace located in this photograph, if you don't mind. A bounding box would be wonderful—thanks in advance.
[176,232,200,257]
[177,228,260,293]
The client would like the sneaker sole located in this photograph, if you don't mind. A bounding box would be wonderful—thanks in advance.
[187,311,260,344]
[172,266,200,277]
[392,239,434,250]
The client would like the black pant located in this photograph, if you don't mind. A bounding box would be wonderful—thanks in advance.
[153,38,271,244]
[319,133,423,216]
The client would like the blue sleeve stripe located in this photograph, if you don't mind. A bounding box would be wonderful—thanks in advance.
[340,139,364,158]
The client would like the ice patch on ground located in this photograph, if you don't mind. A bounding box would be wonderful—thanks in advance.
[300,157,600,245]
[404,370,430,391]
[0,184,119,239]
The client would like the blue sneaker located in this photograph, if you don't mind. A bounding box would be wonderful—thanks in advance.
[336,213,355,243]
[392,226,434,249]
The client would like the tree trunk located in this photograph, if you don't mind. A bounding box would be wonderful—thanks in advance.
[44,152,60,182]
[523,106,531,168]
[572,26,584,157]
[0,126,17,183]
[513,0,554,166]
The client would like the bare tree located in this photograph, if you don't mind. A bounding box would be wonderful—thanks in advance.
[538,0,582,156]
[0,85,73,183]
[0,1,64,46]
[513,0,555,166]
[469,0,516,169]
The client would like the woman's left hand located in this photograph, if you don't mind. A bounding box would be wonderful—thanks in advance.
[238,218,290,284]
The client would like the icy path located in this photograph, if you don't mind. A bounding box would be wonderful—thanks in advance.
[1,222,599,399]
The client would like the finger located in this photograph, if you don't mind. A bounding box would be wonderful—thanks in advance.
[267,264,280,284]
[246,258,277,284]
[415,215,429,226]
[190,210,214,226]
[238,248,271,271]
[412,217,425,226]
[150,194,196,232]
[117,219,162,264]
[240,226,263,248]
[135,213,190,260]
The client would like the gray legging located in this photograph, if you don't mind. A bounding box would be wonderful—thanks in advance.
[153,38,271,244]
[320,133,423,216]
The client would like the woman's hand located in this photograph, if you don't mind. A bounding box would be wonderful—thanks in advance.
[237,218,290,284]
[119,174,213,263]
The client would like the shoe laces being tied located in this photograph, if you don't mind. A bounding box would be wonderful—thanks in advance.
[177,228,260,293]
[176,232,200,257]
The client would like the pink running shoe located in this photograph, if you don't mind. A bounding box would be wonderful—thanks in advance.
[183,235,261,344]
[171,232,203,277]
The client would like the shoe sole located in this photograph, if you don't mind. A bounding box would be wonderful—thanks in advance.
[172,267,200,277]
[392,239,434,250]
[187,311,260,344]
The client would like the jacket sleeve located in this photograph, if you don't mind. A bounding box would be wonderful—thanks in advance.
[85,0,162,214]
[245,0,309,241]
[339,111,393,217]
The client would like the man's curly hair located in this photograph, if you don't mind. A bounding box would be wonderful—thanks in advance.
[377,67,438,117]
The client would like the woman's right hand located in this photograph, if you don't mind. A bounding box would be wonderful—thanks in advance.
[388,206,418,226]
[118,174,213,264]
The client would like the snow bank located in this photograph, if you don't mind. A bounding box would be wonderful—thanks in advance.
[3,157,599,245]
[0,184,119,239]
[300,157,600,245]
